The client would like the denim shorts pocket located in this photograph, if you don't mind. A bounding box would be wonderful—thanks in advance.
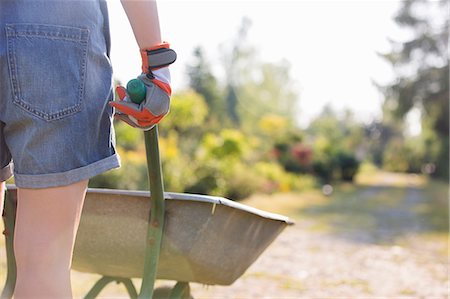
[6,24,89,121]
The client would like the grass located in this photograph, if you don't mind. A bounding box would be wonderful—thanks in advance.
[324,278,372,294]
[415,179,449,232]
[244,271,304,291]
[242,191,327,219]
[244,170,448,246]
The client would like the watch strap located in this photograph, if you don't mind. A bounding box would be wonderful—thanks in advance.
[140,42,177,73]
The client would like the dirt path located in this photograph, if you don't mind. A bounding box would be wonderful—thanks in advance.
[185,186,448,298]
[187,226,447,298]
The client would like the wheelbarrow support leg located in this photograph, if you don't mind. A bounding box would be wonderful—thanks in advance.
[121,278,139,299]
[169,282,191,299]
[84,277,137,299]
[138,126,166,299]
[84,276,115,299]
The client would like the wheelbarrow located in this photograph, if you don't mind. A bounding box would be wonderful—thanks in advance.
[1,126,293,298]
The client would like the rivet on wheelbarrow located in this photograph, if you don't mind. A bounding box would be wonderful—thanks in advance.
[147,238,155,246]
[152,220,159,227]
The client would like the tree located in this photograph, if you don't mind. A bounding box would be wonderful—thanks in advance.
[221,19,300,131]
[221,17,253,126]
[363,119,401,167]
[187,46,224,122]
[239,60,299,131]
[380,0,449,178]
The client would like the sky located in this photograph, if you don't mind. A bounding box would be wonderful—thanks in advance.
[107,0,408,128]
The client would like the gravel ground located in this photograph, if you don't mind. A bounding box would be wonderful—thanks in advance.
[183,185,449,299]
[186,219,448,298]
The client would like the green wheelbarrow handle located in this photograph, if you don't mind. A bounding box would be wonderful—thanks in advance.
[138,126,166,298]
[126,81,169,298]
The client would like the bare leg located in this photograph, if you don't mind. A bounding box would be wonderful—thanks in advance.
[13,180,88,299]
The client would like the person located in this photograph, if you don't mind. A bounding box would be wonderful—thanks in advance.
[0,0,174,297]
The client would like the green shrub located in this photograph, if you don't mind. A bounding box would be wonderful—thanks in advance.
[254,161,316,193]
[184,162,222,196]
[382,139,411,172]
[312,159,335,183]
[89,150,148,190]
[160,90,208,132]
[200,129,248,160]
[336,151,360,181]
[222,164,265,200]
[113,120,143,151]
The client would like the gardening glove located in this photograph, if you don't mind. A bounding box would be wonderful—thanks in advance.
[110,42,177,130]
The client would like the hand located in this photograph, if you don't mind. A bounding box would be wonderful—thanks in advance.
[109,42,176,130]
[110,69,171,130]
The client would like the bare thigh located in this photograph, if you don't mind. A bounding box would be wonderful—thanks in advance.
[14,180,88,271]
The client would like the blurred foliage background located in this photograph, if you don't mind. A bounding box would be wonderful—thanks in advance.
[89,0,448,200]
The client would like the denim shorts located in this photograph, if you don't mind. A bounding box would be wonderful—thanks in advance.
[0,0,120,188]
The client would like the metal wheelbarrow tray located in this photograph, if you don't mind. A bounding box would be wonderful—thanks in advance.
[70,188,292,286]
